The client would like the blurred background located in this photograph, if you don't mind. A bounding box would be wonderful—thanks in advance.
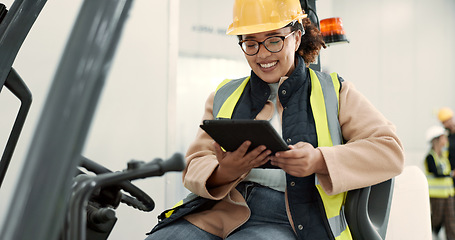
[0,0,454,239]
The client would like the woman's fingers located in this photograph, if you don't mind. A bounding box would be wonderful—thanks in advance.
[213,140,272,170]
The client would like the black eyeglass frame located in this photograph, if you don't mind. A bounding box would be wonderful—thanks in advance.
[238,31,296,56]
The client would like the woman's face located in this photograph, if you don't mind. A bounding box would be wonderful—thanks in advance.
[438,135,448,148]
[241,27,301,84]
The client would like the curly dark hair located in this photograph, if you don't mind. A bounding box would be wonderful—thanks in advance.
[291,18,326,65]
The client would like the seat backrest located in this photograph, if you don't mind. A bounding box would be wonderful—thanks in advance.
[345,178,394,240]
[384,166,432,240]
[345,166,432,240]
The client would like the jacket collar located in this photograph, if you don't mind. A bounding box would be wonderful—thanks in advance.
[248,54,308,106]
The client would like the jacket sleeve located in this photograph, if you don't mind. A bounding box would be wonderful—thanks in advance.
[182,92,247,200]
[317,80,405,195]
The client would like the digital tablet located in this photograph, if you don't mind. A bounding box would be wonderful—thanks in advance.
[200,119,289,168]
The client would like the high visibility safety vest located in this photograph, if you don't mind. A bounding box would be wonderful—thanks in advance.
[425,149,455,198]
[213,69,352,240]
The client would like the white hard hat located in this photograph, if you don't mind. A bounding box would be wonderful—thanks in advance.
[426,125,446,142]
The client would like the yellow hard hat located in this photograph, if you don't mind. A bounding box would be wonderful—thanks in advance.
[226,0,307,35]
[438,107,454,122]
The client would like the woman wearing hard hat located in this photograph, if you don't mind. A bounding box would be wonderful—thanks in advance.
[146,0,404,239]
[424,125,455,239]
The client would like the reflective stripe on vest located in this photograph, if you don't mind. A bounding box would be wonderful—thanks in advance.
[213,77,250,119]
[213,69,352,240]
[162,192,200,218]
[425,150,455,198]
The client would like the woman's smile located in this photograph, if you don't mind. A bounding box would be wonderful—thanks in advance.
[259,61,278,70]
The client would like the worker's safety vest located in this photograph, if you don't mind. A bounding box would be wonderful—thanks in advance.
[213,69,352,240]
[425,149,455,198]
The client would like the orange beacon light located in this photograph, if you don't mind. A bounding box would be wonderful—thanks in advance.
[320,17,349,46]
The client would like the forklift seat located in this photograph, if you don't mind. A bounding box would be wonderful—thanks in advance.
[384,166,432,240]
[345,178,394,240]
[345,166,432,240]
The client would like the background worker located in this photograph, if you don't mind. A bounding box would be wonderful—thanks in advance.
[424,125,455,240]
[146,0,404,239]
[438,107,455,169]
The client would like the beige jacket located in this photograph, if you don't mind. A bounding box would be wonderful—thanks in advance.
[182,80,405,238]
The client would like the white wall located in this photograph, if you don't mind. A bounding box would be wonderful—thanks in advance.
[317,0,455,170]
[315,1,455,238]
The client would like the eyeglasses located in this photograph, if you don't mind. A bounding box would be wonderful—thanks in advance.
[238,31,295,56]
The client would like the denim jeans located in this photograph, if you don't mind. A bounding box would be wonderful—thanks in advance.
[145,182,296,240]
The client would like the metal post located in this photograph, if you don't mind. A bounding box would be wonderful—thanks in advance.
[300,0,321,71]
[0,68,32,187]
[0,0,47,91]
[0,0,133,239]
[1,0,44,187]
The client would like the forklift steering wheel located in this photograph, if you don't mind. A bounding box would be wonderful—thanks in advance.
[78,157,155,212]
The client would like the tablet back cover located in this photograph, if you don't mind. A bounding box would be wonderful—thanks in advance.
[200,119,288,154]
